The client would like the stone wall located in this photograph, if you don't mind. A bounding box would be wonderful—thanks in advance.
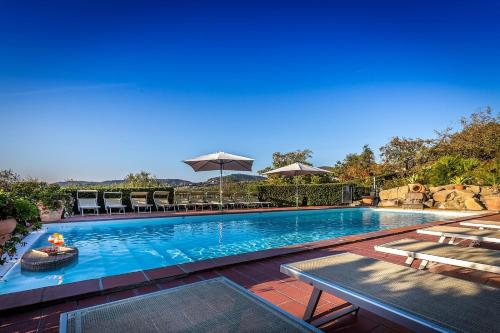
[377,184,499,211]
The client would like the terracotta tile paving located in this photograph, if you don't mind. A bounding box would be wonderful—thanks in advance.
[0,211,498,333]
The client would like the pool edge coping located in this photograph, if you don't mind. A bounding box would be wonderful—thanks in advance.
[0,210,497,314]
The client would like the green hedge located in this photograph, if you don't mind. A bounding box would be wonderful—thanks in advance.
[64,186,174,214]
[257,183,370,207]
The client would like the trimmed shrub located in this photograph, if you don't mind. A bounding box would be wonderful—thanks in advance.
[257,183,370,207]
[64,186,174,214]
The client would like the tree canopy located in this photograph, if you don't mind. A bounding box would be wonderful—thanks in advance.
[258,149,313,174]
[123,171,160,187]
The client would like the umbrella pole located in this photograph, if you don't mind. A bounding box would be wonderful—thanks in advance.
[295,177,299,209]
[219,165,223,211]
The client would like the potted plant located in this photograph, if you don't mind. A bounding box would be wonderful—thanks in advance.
[12,181,70,222]
[0,191,17,247]
[451,175,468,190]
[0,191,40,264]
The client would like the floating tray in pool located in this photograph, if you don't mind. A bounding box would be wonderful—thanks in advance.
[21,246,78,271]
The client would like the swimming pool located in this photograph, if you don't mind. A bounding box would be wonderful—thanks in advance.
[0,208,465,294]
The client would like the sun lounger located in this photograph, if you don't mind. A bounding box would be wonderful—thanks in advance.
[246,194,272,208]
[222,195,237,209]
[174,191,191,211]
[233,193,250,208]
[59,277,320,333]
[190,192,211,211]
[460,219,500,230]
[130,192,153,213]
[76,190,100,216]
[103,192,126,215]
[417,226,500,245]
[206,192,223,210]
[153,191,175,212]
[374,238,500,273]
[281,252,500,333]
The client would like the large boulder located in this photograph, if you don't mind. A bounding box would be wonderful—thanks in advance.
[379,186,409,200]
[454,190,475,200]
[378,199,399,207]
[433,189,456,202]
[423,199,434,208]
[464,198,485,211]
[438,199,464,210]
[429,186,444,193]
[405,192,425,201]
[466,185,481,194]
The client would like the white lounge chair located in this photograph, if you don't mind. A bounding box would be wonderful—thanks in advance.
[206,192,224,210]
[417,226,500,245]
[153,191,175,212]
[247,193,272,208]
[233,193,250,208]
[130,192,152,213]
[281,253,499,332]
[374,238,500,273]
[460,219,500,230]
[77,190,100,216]
[103,192,126,215]
[174,191,191,211]
[60,278,320,333]
[190,192,211,211]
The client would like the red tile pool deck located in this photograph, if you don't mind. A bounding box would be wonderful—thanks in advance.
[0,209,499,333]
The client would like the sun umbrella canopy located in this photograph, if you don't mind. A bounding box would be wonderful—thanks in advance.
[183,152,254,209]
[264,162,331,176]
[183,151,254,172]
[264,163,331,208]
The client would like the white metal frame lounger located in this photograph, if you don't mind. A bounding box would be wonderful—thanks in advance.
[190,192,211,211]
[417,226,500,245]
[76,190,100,216]
[130,192,153,213]
[374,238,500,273]
[174,191,192,211]
[60,277,321,333]
[103,191,126,215]
[460,219,500,230]
[281,253,500,333]
[153,191,175,212]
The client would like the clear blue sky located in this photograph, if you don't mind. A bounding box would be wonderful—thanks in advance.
[0,0,499,182]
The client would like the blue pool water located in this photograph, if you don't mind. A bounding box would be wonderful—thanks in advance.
[0,208,462,294]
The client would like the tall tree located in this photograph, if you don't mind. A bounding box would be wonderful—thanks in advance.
[333,145,378,182]
[379,137,433,175]
[0,169,20,191]
[123,171,160,187]
[258,149,313,174]
[433,106,500,160]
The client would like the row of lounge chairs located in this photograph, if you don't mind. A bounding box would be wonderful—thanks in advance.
[60,218,500,333]
[76,190,272,216]
[173,191,272,211]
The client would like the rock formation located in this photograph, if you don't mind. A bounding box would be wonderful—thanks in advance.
[377,184,497,211]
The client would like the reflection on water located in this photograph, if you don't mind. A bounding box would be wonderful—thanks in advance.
[0,208,460,294]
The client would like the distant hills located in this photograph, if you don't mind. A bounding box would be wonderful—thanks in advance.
[203,174,265,184]
[57,179,194,187]
[57,173,265,187]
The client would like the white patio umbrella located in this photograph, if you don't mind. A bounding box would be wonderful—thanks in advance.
[264,162,331,208]
[183,151,254,208]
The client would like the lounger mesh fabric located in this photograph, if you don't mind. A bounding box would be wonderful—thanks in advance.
[287,253,500,333]
[461,220,500,228]
[377,238,500,268]
[61,278,317,333]
[421,226,500,238]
